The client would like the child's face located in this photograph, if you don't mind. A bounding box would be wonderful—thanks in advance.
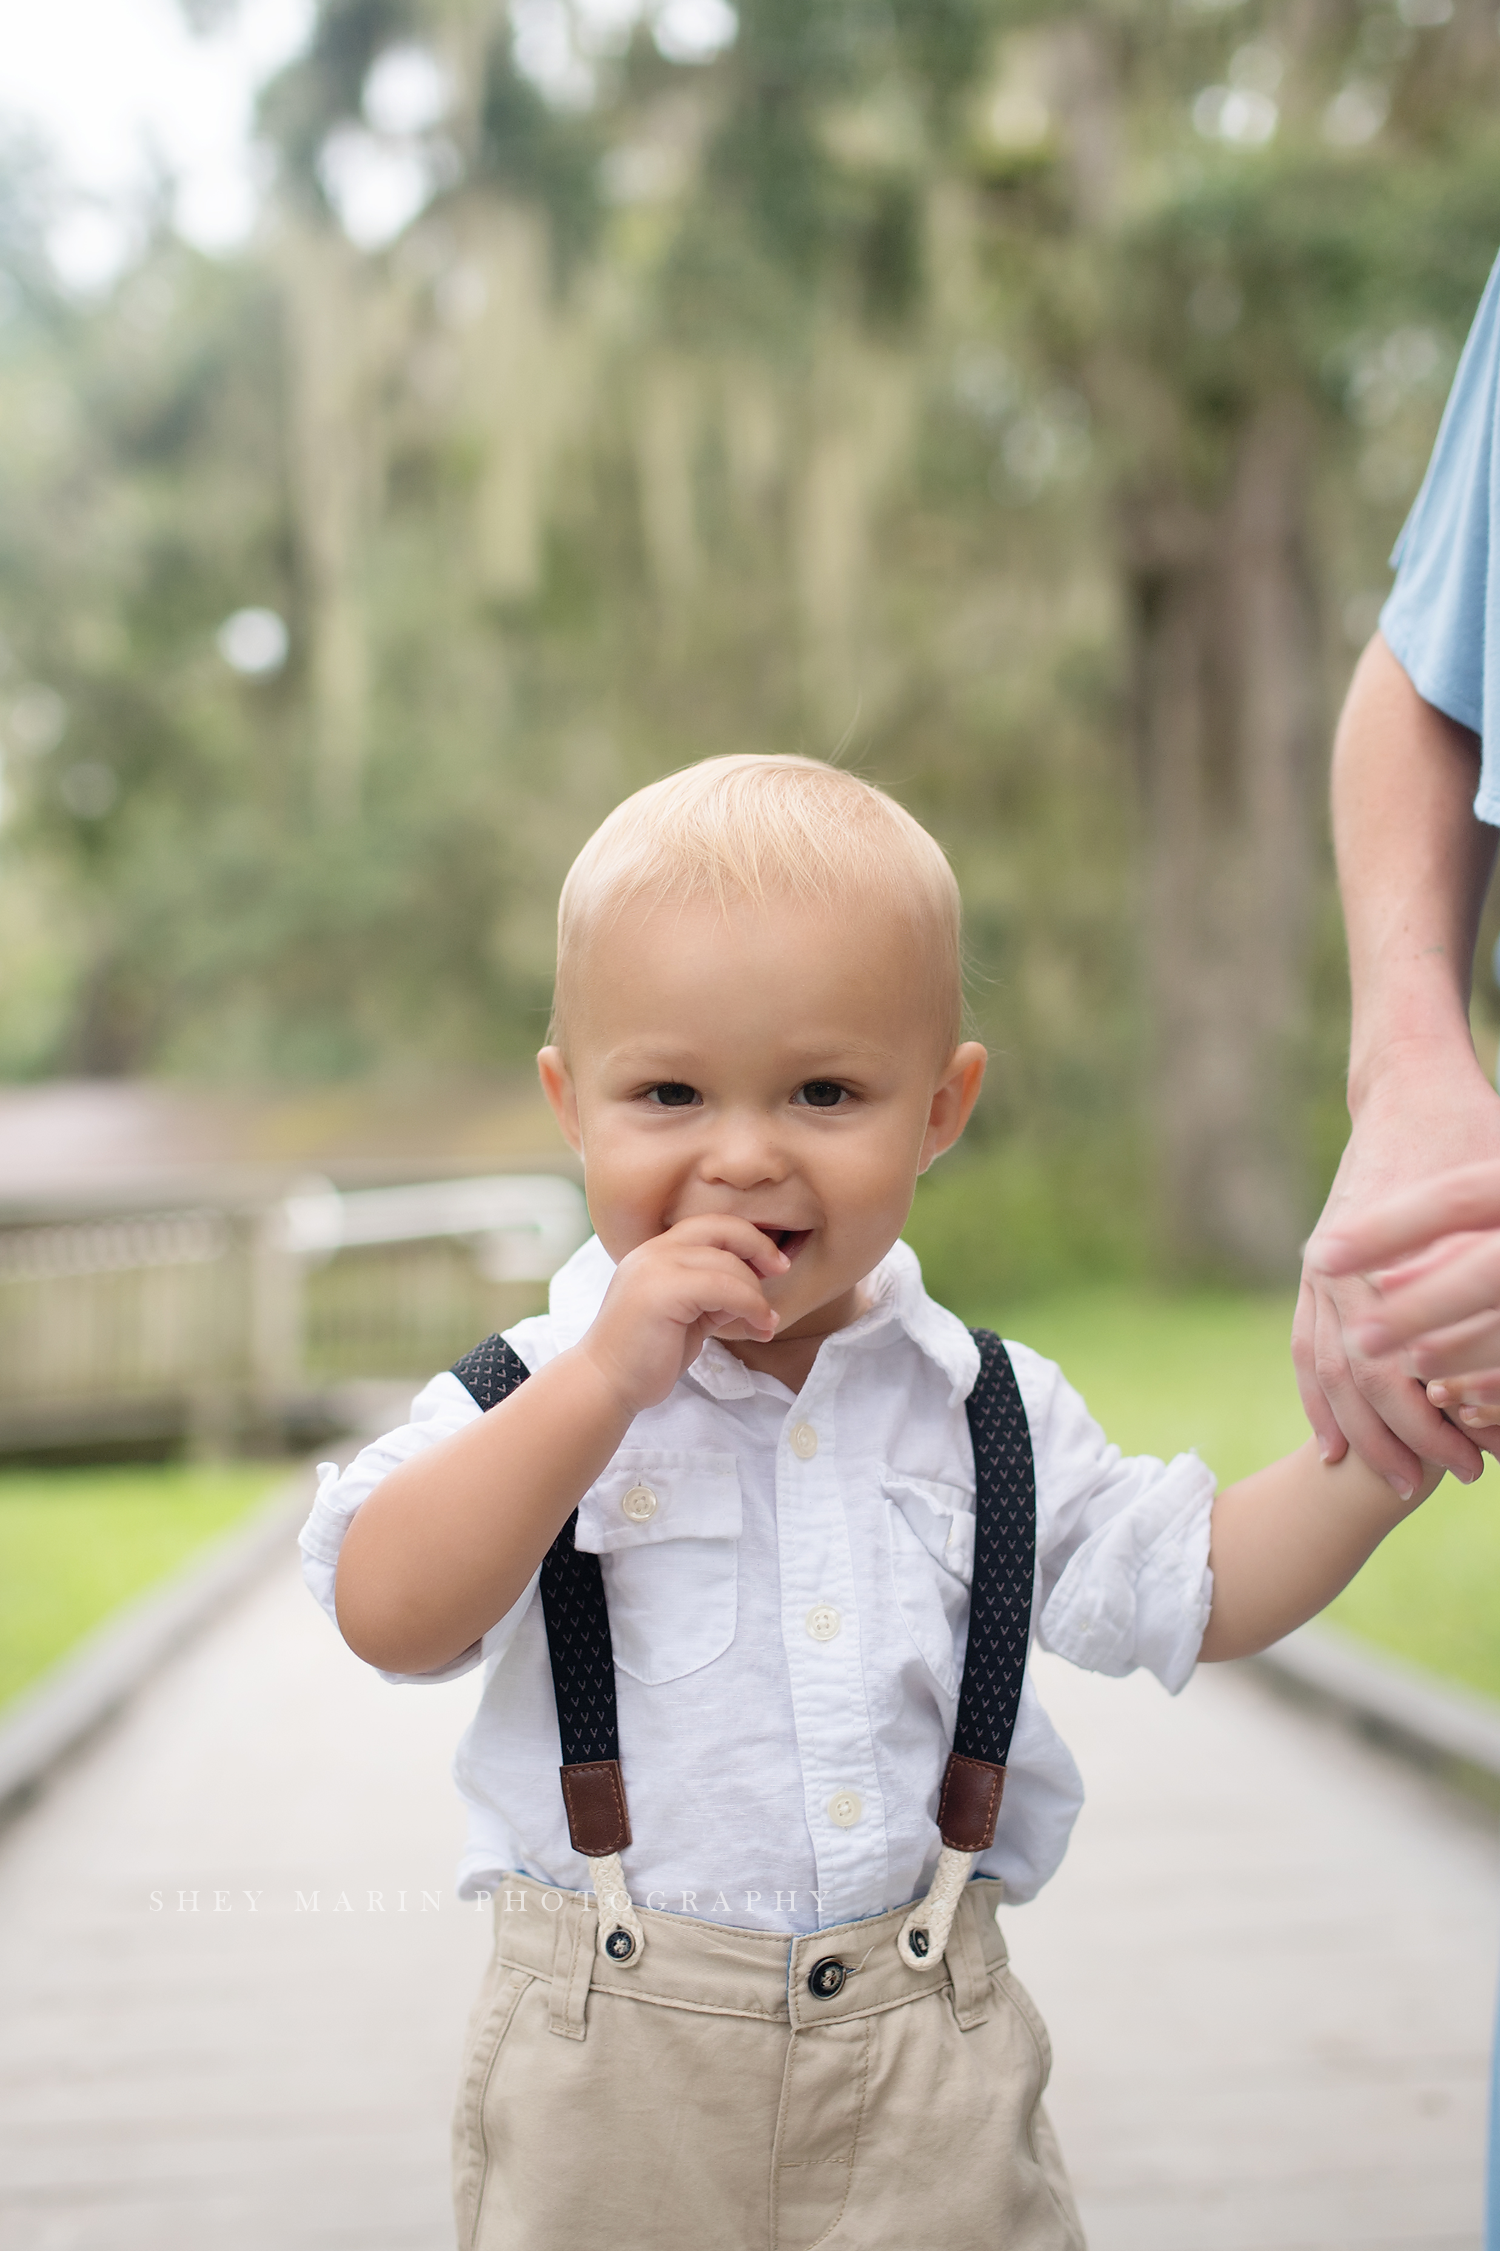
[539,892,985,1345]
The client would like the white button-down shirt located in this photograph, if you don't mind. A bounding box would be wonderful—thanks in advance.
[301,1237,1215,1935]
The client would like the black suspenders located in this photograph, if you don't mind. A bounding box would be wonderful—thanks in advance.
[450,1331,632,1859]
[450,1324,1036,1865]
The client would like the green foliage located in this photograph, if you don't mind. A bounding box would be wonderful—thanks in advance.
[257,0,418,208]
[906,1135,1151,1317]
[981,1280,1500,1708]
[0,1463,278,1706]
[1327,1469,1500,1705]
[3,0,1500,1276]
[478,41,603,273]
[983,1284,1306,1482]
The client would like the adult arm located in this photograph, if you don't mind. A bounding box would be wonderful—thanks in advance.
[1291,632,1498,1492]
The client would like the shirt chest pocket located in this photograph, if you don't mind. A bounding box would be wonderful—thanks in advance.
[884,1471,975,1701]
[574,1451,742,1686]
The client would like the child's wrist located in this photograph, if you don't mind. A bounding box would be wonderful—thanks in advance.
[566,1331,656,1428]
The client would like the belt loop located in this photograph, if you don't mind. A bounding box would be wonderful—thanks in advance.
[548,1890,595,2041]
[946,1891,991,2032]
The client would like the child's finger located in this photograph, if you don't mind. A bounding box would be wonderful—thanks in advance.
[664,1213,793,1278]
[1431,1366,1500,1405]
[702,1311,780,1344]
[668,1250,781,1338]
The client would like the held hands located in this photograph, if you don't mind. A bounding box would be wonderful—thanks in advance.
[1310,1156,1500,1436]
[1294,1066,1500,1494]
[574,1216,789,1418]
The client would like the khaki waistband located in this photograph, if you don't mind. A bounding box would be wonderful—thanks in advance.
[488,1873,1008,2032]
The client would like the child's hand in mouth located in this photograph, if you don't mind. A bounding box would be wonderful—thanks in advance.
[752,1223,812,1260]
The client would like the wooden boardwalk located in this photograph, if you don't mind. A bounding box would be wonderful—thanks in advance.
[0,1547,1495,2250]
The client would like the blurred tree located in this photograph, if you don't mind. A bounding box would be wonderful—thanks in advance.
[971,0,1500,1275]
[1,0,1497,1298]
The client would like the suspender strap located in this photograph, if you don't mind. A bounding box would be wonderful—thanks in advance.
[450,1322,1037,1868]
[942,1328,1037,1851]
[897,1329,1036,1979]
[450,1334,631,1859]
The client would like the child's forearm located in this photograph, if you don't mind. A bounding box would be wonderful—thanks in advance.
[334,1347,635,1675]
[1197,1437,1444,1662]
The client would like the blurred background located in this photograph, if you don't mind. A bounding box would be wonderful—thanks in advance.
[4,0,1500,1700]
[5,7,1500,2243]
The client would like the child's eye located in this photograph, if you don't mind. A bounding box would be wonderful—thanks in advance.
[644,1083,700,1107]
[794,1080,849,1109]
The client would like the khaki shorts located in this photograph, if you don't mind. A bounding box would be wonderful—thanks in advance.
[453,1874,1085,2251]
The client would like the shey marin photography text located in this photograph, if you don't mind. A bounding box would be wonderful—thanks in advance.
[146,1883,837,1919]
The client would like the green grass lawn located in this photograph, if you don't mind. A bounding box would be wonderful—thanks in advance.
[0,1464,283,1708]
[993,1287,1500,1705]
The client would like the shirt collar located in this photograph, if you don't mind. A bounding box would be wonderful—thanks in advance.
[544,1233,980,1407]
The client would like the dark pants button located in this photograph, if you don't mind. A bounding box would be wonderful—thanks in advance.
[807,1957,847,1999]
[908,1927,930,1958]
[604,1928,635,1961]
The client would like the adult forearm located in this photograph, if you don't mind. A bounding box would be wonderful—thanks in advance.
[1198,1439,1439,1662]
[1337,634,1493,1112]
[334,1347,633,1674]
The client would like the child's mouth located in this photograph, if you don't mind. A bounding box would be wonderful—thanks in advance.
[754,1224,812,1261]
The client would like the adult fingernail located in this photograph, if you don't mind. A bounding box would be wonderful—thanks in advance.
[1387,1475,1414,1502]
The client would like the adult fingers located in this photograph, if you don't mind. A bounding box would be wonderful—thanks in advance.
[1310,1159,1500,1276]
[1349,1231,1500,1354]
[1306,1271,1481,1487]
[1292,1275,1348,1464]
[1405,1307,1500,1382]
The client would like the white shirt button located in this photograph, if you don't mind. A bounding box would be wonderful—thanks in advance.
[827,1789,862,1828]
[790,1422,819,1460]
[620,1483,658,1523]
[806,1603,842,1642]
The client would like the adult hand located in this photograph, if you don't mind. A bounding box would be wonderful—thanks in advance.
[1294,1051,1500,1494]
[1310,1156,1500,1429]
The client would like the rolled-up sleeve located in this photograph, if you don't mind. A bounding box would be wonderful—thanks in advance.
[298,1362,541,1685]
[1005,1341,1216,1694]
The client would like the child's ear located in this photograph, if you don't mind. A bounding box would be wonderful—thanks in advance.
[919,1042,987,1173]
[537,1047,583,1155]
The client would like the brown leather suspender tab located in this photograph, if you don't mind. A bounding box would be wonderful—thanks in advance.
[937,1751,1006,1852]
[559,1759,632,1857]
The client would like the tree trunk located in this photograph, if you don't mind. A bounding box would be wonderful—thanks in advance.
[1124,397,1319,1280]
[282,226,385,822]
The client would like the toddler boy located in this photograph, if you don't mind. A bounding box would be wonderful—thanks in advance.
[303,754,1442,2251]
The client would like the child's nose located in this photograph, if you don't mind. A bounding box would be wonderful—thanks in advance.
[702,1116,787,1190]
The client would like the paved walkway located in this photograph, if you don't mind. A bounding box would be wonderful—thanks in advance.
[0,1547,1496,2250]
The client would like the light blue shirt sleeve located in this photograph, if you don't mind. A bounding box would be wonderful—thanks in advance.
[1380,250,1500,826]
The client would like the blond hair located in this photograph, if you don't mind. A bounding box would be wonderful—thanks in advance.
[551,754,962,1048]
